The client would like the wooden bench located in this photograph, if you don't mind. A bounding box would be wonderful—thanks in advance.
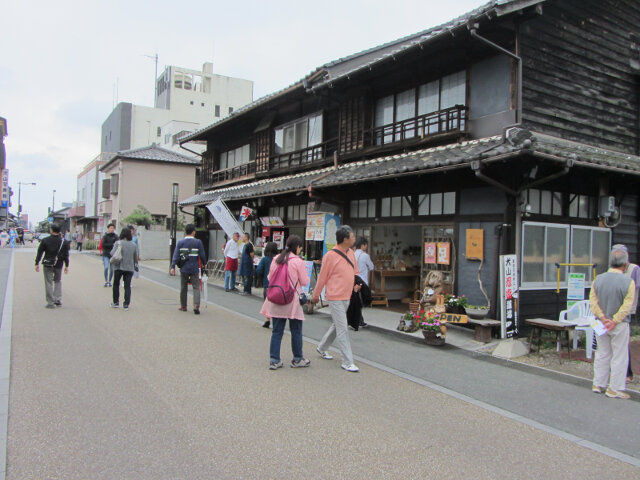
[466,318,501,343]
[371,294,389,307]
[525,318,576,363]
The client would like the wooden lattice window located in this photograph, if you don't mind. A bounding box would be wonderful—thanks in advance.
[201,151,216,187]
[255,130,271,172]
[338,96,365,154]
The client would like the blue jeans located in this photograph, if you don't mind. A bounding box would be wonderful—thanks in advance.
[270,318,303,363]
[224,270,236,290]
[102,256,114,283]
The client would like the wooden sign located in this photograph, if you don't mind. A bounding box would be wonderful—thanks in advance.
[466,228,484,260]
[437,242,450,265]
[438,313,468,324]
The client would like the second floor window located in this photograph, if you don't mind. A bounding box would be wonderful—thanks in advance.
[274,113,323,155]
[375,70,466,144]
[220,144,250,170]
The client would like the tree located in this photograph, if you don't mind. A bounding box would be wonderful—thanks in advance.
[123,205,153,228]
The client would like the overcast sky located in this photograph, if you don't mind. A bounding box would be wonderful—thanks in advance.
[1,0,482,224]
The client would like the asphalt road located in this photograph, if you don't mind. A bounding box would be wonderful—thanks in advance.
[3,251,639,479]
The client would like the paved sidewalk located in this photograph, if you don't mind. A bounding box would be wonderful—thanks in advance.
[4,251,640,478]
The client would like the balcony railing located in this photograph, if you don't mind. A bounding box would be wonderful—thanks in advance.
[372,105,468,147]
[206,161,256,185]
[268,137,339,172]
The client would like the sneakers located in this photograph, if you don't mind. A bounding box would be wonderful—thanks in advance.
[123,305,130,311]
[605,388,630,399]
[269,361,283,370]
[193,307,200,315]
[110,302,119,308]
[291,358,311,368]
[592,385,603,394]
[178,306,188,312]
[107,282,112,287]
[104,282,109,287]
[316,347,333,360]
[341,363,360,373]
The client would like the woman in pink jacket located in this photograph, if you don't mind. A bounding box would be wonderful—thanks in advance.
[260,235,310,370]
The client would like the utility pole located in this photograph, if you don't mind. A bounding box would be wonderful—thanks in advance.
[52,189,56,214]
[17,181,36,219]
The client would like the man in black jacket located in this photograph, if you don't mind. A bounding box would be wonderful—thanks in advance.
[101,223,118,287]
[35,223,70,308]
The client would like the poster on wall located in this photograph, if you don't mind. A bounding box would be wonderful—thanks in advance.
[273,231,284,250]
[466,229,484,260]
[437,242,450,265]
[499,254,519,339]
[424,242,437,264]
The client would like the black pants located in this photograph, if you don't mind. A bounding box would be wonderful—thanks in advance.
[243,272,253,294]
[113,270,133,306]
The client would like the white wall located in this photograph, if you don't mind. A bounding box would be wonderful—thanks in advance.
[130,105,172,149]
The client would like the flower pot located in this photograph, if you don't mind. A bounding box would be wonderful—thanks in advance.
[465,308,489,319]
[422,330,445,346]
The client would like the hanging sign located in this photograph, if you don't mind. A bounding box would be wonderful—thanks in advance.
[207,199,243,239]
[499,254,519,339]
[238,205,253,222]
[424,242,437,264]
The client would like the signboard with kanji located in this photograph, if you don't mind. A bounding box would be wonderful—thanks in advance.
[499,254,519,338]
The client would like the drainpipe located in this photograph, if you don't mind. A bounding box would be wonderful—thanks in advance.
[469,25,522,124]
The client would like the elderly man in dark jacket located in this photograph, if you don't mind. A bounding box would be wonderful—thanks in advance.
[35,223,70,308]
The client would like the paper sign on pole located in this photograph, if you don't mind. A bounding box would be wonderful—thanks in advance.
[207,199,243,239]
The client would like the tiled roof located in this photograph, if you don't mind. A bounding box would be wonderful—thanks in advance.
[180,0,545,143]
[178,129,640,207]
[101,144,200,171]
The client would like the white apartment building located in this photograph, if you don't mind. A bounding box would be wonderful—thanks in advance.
[101,62,253,156]
[69,153,114,236]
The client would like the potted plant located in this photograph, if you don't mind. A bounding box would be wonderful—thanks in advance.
[416,310,446,345]
[397,311,419,333]
[465,304,490,319]
[444,294,468,315]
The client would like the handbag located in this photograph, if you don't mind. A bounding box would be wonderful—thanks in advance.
[42,237,64,267]
[110,241,123,265]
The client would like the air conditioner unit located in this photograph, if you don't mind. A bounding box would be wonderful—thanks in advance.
[598,196,616,217]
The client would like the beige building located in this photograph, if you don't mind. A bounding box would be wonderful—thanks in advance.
[99,145,199,230]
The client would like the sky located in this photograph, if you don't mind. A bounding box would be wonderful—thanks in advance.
[0,0,483,225]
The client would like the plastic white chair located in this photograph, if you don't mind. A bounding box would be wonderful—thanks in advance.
[558,300,595,359]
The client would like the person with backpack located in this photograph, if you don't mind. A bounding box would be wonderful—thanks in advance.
[109,227,138,311]
[35,223,70,308]
[260,235,310,370]
[311,225,361,372]
[171,224,207,314]
[100,224,118,287]
[256,241,278,328]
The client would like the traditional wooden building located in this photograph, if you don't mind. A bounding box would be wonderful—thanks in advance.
[180,0,640,327]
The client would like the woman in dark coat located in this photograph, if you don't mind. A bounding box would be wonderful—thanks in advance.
[256,242,278,328]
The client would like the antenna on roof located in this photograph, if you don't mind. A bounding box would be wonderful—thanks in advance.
[144,52,159,107]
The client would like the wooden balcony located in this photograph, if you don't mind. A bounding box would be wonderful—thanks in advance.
[266,138,339,173]
[203,161,257,187]
[372,105,468,147]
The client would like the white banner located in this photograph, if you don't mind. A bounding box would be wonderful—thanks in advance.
[207,199,243,238]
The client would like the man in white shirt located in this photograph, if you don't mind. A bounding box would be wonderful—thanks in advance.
[224,232,240,292]
[354,237,374,286]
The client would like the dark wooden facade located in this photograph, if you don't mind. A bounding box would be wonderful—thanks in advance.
[183,0,640,327]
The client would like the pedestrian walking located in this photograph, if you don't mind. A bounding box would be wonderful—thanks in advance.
[354,237,374,286]
[589,247,636,399]
[611,244,640,383]
[100,224,118,287]
[75,230,84,251]
[170,224,207,314]
[17,228,24,246]
[256,241,278,328]
[312,225,361,372]
[260,235,311,370]
[224,232,240,292]
[128,225,141,279]
[109,228,138,311]
[239,233,255,296]
[34,223,70,309]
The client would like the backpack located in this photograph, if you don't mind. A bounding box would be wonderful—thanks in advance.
[266,261,297,305]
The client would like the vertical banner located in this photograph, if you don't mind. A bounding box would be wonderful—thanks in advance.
[567,272,585,308]
[1,169,9,208]
[499,254,519,339]
[207,199,243,239]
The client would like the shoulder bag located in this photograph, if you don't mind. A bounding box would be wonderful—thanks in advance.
[42,237,64,267]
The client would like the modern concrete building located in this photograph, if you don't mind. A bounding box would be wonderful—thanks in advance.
[101,62,253,156]
[69,153,114,236]
[98,145,199,229]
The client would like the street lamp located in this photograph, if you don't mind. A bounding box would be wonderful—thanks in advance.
[17,181,36,219]
[170,182,179,262]
[52,189,56,214]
